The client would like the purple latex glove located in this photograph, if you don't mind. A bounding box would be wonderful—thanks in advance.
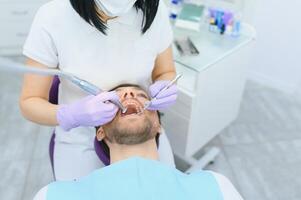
[147,80,178,111]
[57,91,119,131]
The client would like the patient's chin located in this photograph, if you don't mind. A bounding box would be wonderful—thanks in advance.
[109,117,155,145]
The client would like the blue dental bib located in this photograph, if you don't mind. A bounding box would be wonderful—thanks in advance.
[47,157,223,200]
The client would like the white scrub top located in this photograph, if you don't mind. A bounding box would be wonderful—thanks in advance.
[33,157,243,200]
[23,0,173,145]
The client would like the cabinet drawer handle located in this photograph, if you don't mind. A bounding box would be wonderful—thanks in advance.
[159,112,165,117]
[16,32,28,37]
[11,10,29,16]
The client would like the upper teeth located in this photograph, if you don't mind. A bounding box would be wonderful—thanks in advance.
[125,102,138,106]
[122,102,142,114]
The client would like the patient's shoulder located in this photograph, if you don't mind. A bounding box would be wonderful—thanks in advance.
[33,185,48,200]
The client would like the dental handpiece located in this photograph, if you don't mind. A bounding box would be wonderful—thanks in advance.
[144,74,183,109]
[0,57,127,113]
[69,76,127,113]
[0,56,67,77]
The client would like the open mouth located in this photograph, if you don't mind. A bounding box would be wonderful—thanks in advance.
[121,102,143,117]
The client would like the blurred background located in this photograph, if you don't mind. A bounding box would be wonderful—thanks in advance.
[0,0,301,200]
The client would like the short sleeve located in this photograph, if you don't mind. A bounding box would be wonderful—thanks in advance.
[23,5,58,68]
[210,171,244,200]
[156,0,173,54]
[33,186,48,200]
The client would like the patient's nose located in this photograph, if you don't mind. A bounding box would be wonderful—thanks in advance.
[123,91,135,99]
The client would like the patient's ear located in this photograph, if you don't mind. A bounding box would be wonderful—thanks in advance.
[153,120,162,135]
[157,124,162,135]
[96,127,106,141]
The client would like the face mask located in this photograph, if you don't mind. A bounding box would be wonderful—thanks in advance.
[95,0,137,17]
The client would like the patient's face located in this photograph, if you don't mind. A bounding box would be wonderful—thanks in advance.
[99,86,160,145]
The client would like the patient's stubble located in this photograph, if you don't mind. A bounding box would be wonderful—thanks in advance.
[103,117,157,145]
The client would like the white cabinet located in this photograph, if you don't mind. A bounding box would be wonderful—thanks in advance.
[161,24,256,161]
[0,0,48,55]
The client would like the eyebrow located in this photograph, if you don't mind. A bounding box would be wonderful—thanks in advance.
[115,87,149,97]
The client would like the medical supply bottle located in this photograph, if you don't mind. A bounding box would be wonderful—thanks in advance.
[169,0,183,24]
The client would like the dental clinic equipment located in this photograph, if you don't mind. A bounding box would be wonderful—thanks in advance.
[174,2,205,31]
[174,37,199,56]
[144,74,183,109]
[168,0,242,37]
[207,8,241,37]
[0,57,127,113]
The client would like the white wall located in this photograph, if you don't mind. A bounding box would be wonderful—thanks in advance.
[244,0,301,94]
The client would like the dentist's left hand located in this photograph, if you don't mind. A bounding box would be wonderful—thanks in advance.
[57,91,119,131]
[146,80,178,111]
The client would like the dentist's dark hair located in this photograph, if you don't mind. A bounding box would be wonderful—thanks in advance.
[69,0,160,35]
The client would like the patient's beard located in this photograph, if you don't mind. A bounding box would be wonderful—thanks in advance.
[104,117,156,145]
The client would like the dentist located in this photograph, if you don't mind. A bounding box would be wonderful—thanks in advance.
[20,0,177,181]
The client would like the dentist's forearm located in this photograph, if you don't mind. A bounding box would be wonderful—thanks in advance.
[20,97,59,126]
[154,71,176,82]
[152,46,177,82]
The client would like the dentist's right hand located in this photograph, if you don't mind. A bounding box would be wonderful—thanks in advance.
[57,91,119,131]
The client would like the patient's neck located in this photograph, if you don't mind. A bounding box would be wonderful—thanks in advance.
[109,139,159,164]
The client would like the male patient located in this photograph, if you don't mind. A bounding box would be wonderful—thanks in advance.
[34,84,243,200]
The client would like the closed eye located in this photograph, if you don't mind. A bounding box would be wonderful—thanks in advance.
[137,93,148,99]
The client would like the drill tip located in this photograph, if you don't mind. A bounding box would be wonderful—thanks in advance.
[121,108,128,114]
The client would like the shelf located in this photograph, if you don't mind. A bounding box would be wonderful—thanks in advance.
[172,23,256,72]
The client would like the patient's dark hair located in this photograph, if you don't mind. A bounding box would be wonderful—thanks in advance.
[96,84,162,160]
[69,0,159,35]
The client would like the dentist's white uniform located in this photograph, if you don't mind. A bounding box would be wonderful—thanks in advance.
[23,0,175,181]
